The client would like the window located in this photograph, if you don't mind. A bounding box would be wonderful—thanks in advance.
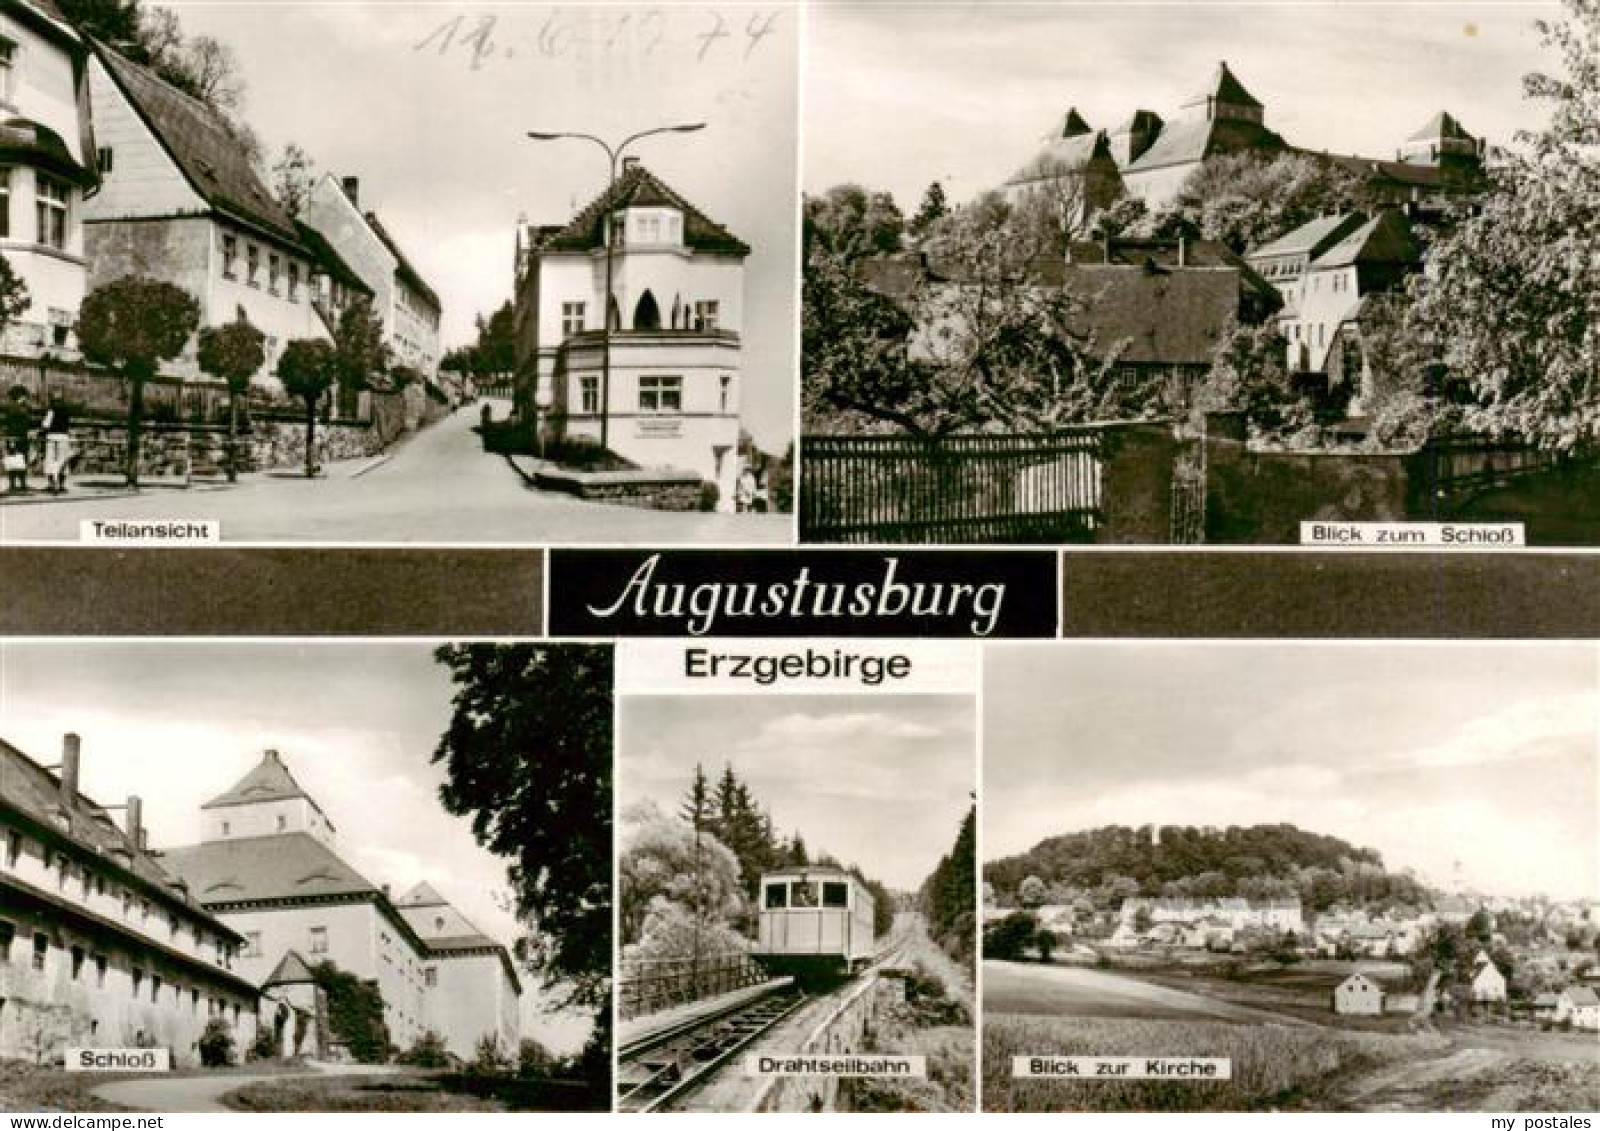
[221,821,230,836]
[791,881,818,908]
[247,244,260,287]
[0,167,10,239]
[763,882,788,910]
[288,263,300,302]
[151,974,161,1003]
[94,954,106,988]
[719,374,732,413]
[693,300,719,331]
[561,301,585,339]
[243,932,261,957]
[35,176,68,250]
[638,375,682,414]
[275,815,286,832]
[424,967,437,988]
[0,40,14,105]
[823,882,849,908]
[5,830,19,867]
[32,932,48,971]
[222,235,238,280]
[636,214,661,243]
[70,946,84,980]
[97,147,114,174]
[268,253,281,295]
[309,926,328,954]
[0,920,13,963]
[579,376,599,415]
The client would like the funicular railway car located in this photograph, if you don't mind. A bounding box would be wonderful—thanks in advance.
[754,867,876,982]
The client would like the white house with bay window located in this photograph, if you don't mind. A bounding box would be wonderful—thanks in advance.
[513,159,747,504]
[0,0,96,356]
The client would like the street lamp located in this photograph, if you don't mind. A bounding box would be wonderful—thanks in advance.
[526,123,705,452]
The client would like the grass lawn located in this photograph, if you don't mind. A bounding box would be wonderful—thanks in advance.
[0,1060,135,1113]
[982,1013,1434,1112]
[226,1073,507,1113]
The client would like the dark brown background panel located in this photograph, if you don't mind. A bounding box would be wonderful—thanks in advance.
[0,548,544,636]
[1061,552,1600,637]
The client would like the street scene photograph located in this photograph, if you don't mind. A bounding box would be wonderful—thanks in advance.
[616,692,976,1112]
[0,641,613,1111]
[800,0,1600,545]
[980,641,1600,1112]
[0,1,797,542]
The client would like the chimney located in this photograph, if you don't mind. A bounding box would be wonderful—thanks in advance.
[126,795,143,851]
[621,155,640,173]
[60,733,81,807]
[264,748,281,764]
[341,176,359,206]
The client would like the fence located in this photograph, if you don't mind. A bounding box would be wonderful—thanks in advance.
[1418,435,1563,503]
[801,431,1105,544]
[618,951,772,1021]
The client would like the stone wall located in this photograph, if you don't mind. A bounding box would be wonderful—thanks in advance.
[533,465,706,511]
[1096,422,1180,544]
[56,418,381,479]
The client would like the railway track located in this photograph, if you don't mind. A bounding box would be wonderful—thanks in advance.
[616,984,806,1112]
[616,941,910,1113]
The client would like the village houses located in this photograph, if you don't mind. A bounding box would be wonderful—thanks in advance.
[513,159,748,504]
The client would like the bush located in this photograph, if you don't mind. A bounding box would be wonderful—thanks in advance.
[983,912,1041,961]
[248,1023,278,1062]
[471,1033,510,1076]
[396,1030,451,1069]
[311,960,391,1063]
[698,481,720,512]
[198,1018,235,1067]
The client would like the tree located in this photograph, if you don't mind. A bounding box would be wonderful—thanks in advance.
[331,296,388,412]
[54,0,140,44]
[1140,151,1371,253]
[271,142,317,219]
[196,310,265,481]
[1404,0,1600,449]
[172,35,242,113]
[77,275,199,486]
[907,180,949,239]
[1018,875,1046,908]
[982,911,1041,960]
[471,301,517,378]
[618,800,745,946]
[0,252,31,342]
[804,184,905,260]
[431,645,612,1073]
[197,1018,235,1067]
[1194,320,1316,442]
[518,1037,554,1077]
[311,960,390,1063]
[276,338,336,477]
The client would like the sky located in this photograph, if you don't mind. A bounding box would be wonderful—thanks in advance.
[619,693,975,890]
[805,1,1561,209]
[0,641,591,1053]
[168,2,799,450]
[983,642,1600,903]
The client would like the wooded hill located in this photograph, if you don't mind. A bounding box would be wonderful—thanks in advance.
[985,823,1429,911]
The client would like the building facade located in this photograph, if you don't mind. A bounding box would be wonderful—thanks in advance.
[301,174,442,380]
[513,159,748,503]
[1,734,260,1067]
[160,749,519,1059]
[0,0,96,357]
[80,43,328,387]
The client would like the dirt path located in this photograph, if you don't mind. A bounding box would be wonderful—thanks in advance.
[1335,1046,1510,1110]
[92,1063,399,1113]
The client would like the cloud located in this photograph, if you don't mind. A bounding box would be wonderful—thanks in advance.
[757,711,943,743]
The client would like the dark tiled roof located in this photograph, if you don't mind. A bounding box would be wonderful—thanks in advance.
[1248,212,1368,260]
[202,749,317,811]
[1408,110,1475,143]
[295,220,373,297]
[1319,151,1467,190]
[396,880,448,908]
[162,832,380,904]
[91,42,299,246]
[1113,109,1164,136]
[362,209,440,312]
[1047,263,1241,366]
[1311,210,1420,270]
[9,0,81,48]
[264,948,317,986]
[1070,237,1281,313]
[1124,116,1285,173]
[427,932,501,951]
[0,116,94,185]
[541,161,749,256]
[1047,107,1092,139]
[1184,61,1263,110]
[0,737,231,929]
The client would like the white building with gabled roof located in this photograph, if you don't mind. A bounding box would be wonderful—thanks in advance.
[161,749,520,1058]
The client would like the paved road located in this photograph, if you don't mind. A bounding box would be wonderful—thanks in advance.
[0,406,791,543]
[93,1062,398,1113]
[983,960,1313,1026]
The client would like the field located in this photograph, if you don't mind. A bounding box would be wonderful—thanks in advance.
[982,1014,1435,1112]
[225,1074,508,1113]
[1114,957,1420,1032]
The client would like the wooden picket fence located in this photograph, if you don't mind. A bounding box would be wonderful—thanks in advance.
[801,431,1105,544]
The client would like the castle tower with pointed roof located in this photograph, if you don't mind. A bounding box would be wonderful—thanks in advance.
[1180,61,1266,125]
[199,748,337,847]
[1396,110,1484,178]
